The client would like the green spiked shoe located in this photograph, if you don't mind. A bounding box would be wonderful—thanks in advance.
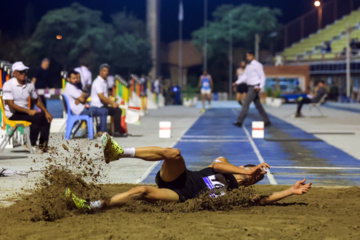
[101,132,124,163]
[65,188,91,210]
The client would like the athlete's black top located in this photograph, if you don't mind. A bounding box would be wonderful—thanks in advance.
[156,167,239,202]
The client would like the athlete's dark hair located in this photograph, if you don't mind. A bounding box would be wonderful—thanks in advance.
[244,164,265,182]
[319,80,325,84]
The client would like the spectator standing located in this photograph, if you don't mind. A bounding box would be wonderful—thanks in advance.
[64,70,108,136]
[32,58,50,107]
[75,62,92,93]
[233,51,271,127]
[90,64,127,137]
[3,62,52,152]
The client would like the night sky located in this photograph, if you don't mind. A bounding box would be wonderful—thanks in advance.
[0,0,332,42]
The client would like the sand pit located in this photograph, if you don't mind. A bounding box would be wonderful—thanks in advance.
[1,182,360,239]
[1,143,360,239]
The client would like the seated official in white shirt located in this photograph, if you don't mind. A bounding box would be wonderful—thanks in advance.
[64,70,108,135]
[90,63,127,137]
[2,61,53,152]
[232,51,271,127]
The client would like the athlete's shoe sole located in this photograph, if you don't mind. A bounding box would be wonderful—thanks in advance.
[101,132,124,163]
[65,188,91,210]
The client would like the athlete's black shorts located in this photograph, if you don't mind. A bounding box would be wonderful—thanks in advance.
[237,83,248,93]
[155,169,199,202]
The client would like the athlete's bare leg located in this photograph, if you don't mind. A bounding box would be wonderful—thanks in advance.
[201,93,206,110]
[101,186,179,209]
[71,146,185,210]
[236,92,242,105]
[124,146,186,182]
[206,93,211,108]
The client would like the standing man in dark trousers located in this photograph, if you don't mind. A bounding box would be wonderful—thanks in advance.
[32,58,50,107]
[90,63,127,137]
[3,62,53,152]
[233,51,271,127]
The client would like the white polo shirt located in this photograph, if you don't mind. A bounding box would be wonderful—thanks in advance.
[75,66,92,91]
[2,77,38,118]
[64,83,85,115]
[90,75,108,108]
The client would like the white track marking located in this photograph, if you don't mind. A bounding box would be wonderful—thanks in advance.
[179,139,249,142]
[242,125,278,185]
[183,135,248,139]
[272,166,360,170]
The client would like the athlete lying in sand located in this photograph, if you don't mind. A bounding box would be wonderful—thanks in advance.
[65,133,312,210]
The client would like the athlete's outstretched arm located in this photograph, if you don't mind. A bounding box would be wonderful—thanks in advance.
[258,179,312,205]
[211,159,270,176]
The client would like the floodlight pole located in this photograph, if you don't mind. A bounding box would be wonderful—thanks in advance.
[346,24,351,98]
[229,13,233,100]
[179,0,183,88]
[203,0,208,70]
[255,34,260,60]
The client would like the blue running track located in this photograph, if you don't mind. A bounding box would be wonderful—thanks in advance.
[143,108,360,186]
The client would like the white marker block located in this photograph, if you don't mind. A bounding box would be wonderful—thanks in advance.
[159,121,171,138]
[252,121,264,139]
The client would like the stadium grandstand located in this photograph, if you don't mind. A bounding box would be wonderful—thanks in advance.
[281,8,360,62]
[268,0,360,103]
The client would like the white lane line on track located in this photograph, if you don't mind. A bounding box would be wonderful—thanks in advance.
[136,114,203,184]
[183,135,248,139]
[179,139,249,142]
[272,166,360,170]
[242,125,278,185]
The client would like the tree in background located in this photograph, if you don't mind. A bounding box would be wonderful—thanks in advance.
[110,12,152,75]
[192,4,281,91]
[192,4,281,59]
[22,3,151,87]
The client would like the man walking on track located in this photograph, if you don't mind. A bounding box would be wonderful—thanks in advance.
[65,133,312,211]
[198,70,213,112]
[233,51,271,127]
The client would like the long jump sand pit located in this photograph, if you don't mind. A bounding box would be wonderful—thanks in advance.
[1,142,359,239]
[1,181,359,239]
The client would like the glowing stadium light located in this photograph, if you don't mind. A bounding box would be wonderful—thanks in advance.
[314,1,321,7]
[56,35,63,40]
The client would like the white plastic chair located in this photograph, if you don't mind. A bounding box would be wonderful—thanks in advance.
[309,94,327,117]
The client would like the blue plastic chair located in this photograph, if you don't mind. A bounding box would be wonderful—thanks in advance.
[60,94,94,140]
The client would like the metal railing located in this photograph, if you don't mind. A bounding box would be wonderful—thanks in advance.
[283,0,360,49]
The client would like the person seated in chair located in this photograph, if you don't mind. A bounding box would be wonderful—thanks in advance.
[295,80,327,117]
[90,64,127,137]
[2,61,52,152]
[64,70,108,136]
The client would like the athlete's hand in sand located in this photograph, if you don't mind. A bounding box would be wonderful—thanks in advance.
[250,163,270,175]
[290,178,312,195]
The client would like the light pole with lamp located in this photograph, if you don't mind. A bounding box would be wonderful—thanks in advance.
[314,1,322,29]
[228,12,233,101]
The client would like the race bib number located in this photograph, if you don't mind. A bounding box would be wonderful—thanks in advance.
[203,82,210,87]
[203,174,227,198]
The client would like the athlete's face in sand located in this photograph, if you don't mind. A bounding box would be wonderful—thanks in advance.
[237,166,264,187]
